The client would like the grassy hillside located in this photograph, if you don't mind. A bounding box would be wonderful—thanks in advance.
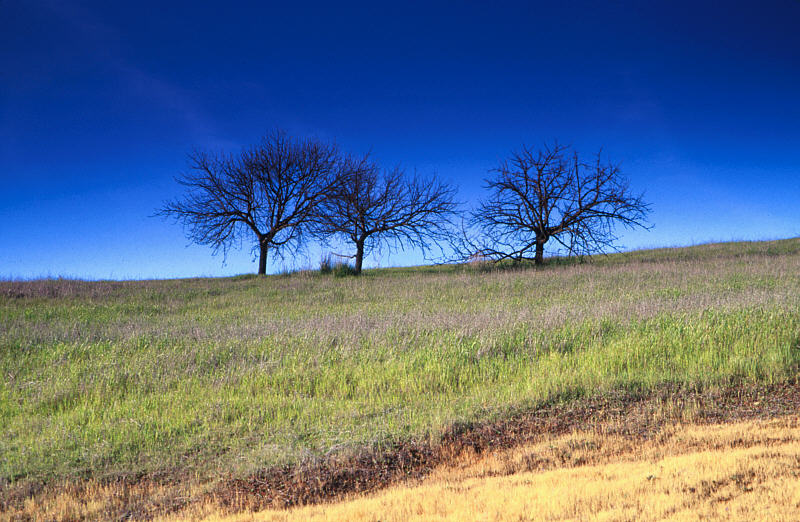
[2,239,799,489]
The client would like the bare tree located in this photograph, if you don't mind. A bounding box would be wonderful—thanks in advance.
[463,142,651,265]
[312,155,458,274]
[158,130,339,275]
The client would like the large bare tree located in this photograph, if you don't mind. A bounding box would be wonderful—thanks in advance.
[312,155,457,274]
[158,130,339,274]
[464,142,651,265]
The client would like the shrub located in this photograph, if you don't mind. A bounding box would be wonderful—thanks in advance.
[319,254,334,274]
[320,254,358,276]
[333,262,358,277]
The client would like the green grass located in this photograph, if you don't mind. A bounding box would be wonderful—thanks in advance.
[1,238,799,484]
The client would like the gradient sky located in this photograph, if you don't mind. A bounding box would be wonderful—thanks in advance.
[2,1,799,279]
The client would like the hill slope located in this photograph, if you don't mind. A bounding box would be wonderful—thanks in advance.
[1,238,799,519]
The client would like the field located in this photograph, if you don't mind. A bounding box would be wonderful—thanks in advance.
[2,238,800,520]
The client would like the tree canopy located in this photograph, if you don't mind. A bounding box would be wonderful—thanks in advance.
[462,142,651,264]
[158,130,340,274]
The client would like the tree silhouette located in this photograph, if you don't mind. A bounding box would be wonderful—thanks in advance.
[158,130,339,274]
[312,155,457,274]
[464,142,651,265]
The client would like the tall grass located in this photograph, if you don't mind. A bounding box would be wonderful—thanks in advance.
[1,239,799,484]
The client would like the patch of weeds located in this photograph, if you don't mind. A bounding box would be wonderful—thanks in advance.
[320,254,358,277]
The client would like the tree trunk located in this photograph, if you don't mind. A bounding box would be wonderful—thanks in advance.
[534,237,545,265]
[354,240,365,275]
[257,241,268,275]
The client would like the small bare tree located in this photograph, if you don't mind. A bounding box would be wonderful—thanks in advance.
[158,130,339,274]
[312,155,457,274]
[464,142,651,265]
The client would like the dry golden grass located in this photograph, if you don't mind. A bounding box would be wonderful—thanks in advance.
[1,479,213,522]
[193,418,800,522]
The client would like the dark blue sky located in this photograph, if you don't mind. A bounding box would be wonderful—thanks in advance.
[2,1,799,278]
